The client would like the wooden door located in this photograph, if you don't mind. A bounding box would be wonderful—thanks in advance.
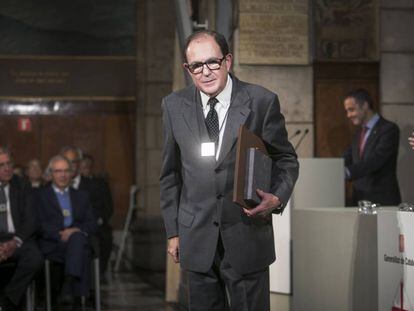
[314,62,379,157]
[314,62,379,204]
[0,109,135,227]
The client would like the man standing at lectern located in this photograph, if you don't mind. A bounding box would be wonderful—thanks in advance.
[343,88,401,206]
[160,30,299,310]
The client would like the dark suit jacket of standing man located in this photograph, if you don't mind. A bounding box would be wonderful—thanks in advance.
[344,116,401,206]
[160,75,299,275]
[0,175,43,306]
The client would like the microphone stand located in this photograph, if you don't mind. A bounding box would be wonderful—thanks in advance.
[289,129,301,141]
[294,129,309,150]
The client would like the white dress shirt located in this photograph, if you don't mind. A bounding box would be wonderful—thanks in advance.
[200,75,233,160]
[2,183,16,234]
[72,174,81,189]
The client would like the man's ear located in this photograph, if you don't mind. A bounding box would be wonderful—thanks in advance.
[225,54,233,71]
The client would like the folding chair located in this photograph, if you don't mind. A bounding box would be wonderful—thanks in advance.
[44,256,101,311]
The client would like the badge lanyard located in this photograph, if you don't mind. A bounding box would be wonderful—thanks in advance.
[201,106,230,157]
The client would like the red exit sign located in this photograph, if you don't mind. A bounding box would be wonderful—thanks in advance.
[18,117,32,132]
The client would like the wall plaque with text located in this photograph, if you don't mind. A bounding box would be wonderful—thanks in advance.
[315,0,378,61]
[238,0,309,65]
[0,56,136,101]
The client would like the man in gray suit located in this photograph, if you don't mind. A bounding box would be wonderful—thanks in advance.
[160,30,299,310]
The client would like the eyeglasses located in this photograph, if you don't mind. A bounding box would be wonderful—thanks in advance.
[52,169,71,175]
[185,56,226,74]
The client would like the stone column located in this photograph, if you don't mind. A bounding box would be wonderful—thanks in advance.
[380,0,414,203]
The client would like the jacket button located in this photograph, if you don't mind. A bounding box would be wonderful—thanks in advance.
[216,194,223,199]
[213,221,219,226]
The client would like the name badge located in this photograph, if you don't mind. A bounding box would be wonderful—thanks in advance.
[62,209,71,217]
[201,142,215,157]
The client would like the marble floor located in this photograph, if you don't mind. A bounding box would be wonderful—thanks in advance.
[30,271,180,311]
[99,272,180,311]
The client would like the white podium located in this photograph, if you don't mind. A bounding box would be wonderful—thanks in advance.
[292,208,414,311]
[378,211,414,311]
[270,158,345,293]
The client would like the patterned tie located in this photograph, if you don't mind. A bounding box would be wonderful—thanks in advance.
[205,97,219,142]
[359,126,368,157]
[0,184,8,233]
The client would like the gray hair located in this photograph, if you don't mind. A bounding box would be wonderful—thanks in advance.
[46,155,72,175]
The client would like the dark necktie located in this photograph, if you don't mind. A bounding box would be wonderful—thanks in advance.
[359,126,368,157]
[0,184,8,233]
[205,97,219,142]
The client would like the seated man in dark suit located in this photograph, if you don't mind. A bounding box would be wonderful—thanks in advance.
[79,153,113,275]
[343,89,401,206]
[0,147,43,311]
[35,155,97,306]
[61,147,113,276]
[24,159,46,191]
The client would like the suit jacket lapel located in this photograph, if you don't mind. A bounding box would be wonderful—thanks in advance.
[362,117,383,158]
[69,189,79,221]
[182,87,203,144]
[216,78,251,167]
[46,186,63,215]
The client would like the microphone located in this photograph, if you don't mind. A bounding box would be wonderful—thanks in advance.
[289,129,301,140]
[294,129,309,150]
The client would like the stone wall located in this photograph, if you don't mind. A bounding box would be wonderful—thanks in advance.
[380,0,414,203]
[233,2,314,310]
[233,53,314,158]
[129,0,175,273]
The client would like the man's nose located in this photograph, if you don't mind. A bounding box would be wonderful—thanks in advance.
[202,64,212,75]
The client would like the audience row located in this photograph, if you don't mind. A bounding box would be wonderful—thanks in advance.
[0,146,113,311]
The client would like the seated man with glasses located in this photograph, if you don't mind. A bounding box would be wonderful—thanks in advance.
[35,155,97,308]
[60,146,114,278]
[0,146,43,311]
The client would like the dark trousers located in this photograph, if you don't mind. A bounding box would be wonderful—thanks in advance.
[3,240,43,305]
[186,236,270,311]
[43,232,91,296]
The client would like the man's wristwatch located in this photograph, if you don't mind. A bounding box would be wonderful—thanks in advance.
[273,202,285,214]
